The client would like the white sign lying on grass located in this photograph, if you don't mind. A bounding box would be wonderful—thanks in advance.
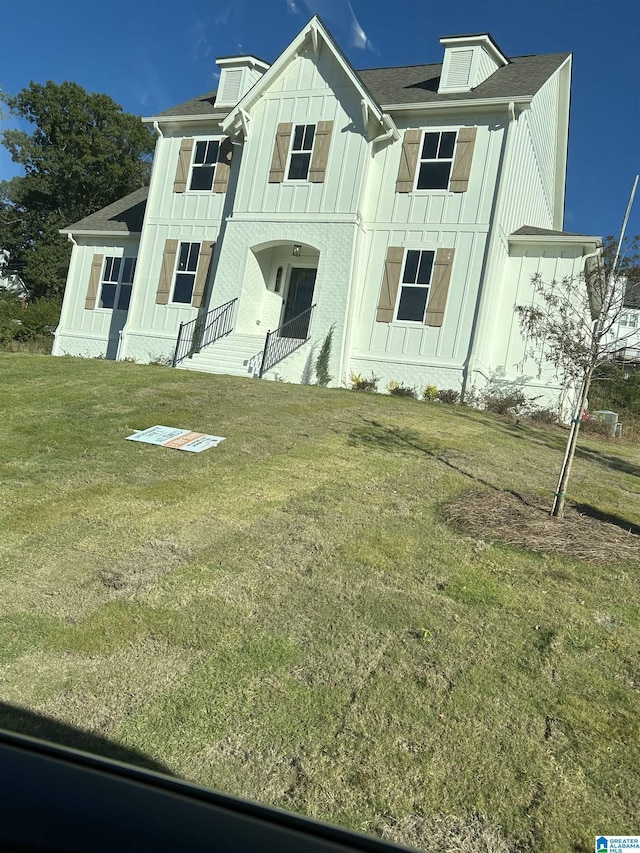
[126,425,225,453]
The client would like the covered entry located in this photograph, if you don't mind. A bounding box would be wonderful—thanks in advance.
[235,240,319,336]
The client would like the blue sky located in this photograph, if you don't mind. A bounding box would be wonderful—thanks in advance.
[2,0,639,239]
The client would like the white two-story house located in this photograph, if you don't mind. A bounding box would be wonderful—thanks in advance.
[53,16,601,406]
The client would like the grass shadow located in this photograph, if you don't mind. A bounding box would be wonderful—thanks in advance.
[0,702,173,774]
[444,405,640,479]
[570,503,640,536]
[349,417,532,503]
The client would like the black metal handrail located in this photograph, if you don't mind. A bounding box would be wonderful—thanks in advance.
[172,298,237,367]
[258,304,316,379]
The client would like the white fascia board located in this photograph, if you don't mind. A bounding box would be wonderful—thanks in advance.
[59,229,140,238]
[142,114,228,126]
[509,233,601,250]
[382,95,532,113]
[221,16,385,135]
[216,55,270,72]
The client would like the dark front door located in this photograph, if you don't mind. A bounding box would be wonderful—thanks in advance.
[282,267,316,338]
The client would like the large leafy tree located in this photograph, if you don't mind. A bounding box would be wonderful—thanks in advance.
[0,81,155,298]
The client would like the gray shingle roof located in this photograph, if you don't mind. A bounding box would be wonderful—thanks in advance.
[511,226,597,238]
[63,187,148,234]
[157,90,218,117]
[357,53,570,106]
[153,52,569,119]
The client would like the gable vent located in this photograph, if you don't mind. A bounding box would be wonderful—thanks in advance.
[218,68,243,107]
[446,50,473,89]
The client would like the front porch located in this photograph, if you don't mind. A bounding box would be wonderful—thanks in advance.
[173,240,321,380]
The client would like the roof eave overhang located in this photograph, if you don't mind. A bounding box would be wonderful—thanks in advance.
[383,95,533,113]
[142,113,228,126]
[509,233,602,252]
[222,16,386,137]
[59,228,141,238]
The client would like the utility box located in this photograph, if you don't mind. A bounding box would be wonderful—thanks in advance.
[594,410,619,437]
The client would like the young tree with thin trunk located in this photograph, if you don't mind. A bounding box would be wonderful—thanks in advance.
[516,202,639,518]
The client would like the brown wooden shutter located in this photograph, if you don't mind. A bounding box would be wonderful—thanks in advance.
[395,129,421,193]
[269,122,292,183]
[85,254,104,310]
[156,239,178,305]
[376,246,404,323]
[425,248,455,327]
[309,120,333,183]
[449,127,477,193]
[192,242,214,308]
[213,138,233,193]
[173,139,194,193]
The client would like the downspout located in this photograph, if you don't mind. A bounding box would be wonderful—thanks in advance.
[371,114,399,149]
[461,100,516,402]
[340,115,396,383]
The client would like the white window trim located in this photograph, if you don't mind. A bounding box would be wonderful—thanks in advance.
[284,123,316,183]
[97,255,137,312]
[413,128,458,193]
[393,248,436,323]
[170,241,201,305]
[187,138,223,192]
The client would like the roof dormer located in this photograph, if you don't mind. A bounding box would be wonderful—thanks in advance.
[215,55,270,110]
[438,33,509,94]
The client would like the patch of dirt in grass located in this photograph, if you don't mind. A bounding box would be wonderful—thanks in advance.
[98,538,192,593]
[443,488,640,564]
[377,812,514,852]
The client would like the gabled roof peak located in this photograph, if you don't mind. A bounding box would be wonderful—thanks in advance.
[221,15,389,140]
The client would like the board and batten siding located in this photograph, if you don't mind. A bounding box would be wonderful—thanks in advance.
[117,221,221,363]
[52,239,139,358]
[497,72,565,237]
[361,116,505,230]
[146,132,233,226]
[232,50,371,218]
[526,71,560,224]
[351,227,484,366]
[498,247,590,384]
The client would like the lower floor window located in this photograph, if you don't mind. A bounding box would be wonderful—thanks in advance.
[100,256,136,310]
[396,250,435,321]
[172,242,200,303]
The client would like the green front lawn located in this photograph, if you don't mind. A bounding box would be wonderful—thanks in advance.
[1,354,639,852]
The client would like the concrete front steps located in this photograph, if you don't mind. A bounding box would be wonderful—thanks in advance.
[175,332,265,378]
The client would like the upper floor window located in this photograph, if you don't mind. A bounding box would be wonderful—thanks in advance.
[174,137,232,194]
[172,242,201,303]
[99,256,136,310]
[396,250,435,321]
[287,124,316,181]
[189,140,220,191]
[620,312,638,328]
[395,127,476,194]
[416,131,457,190]
[269,121,333,184]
